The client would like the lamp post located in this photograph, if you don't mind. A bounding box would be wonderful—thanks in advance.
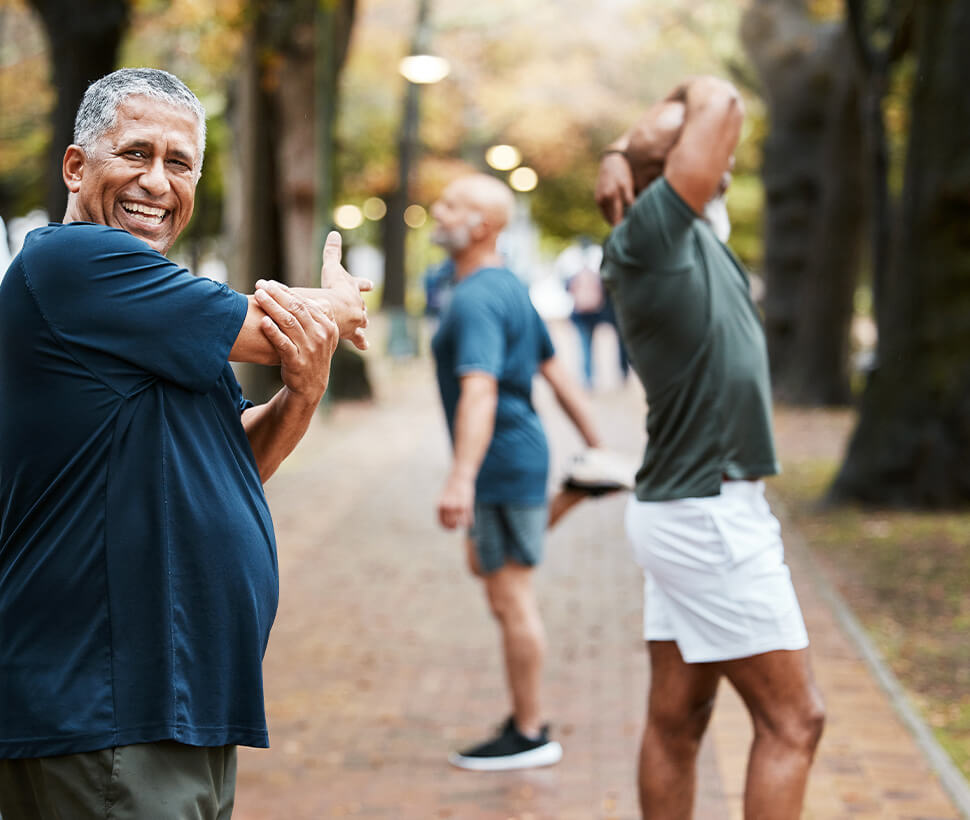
[382,0,448,356]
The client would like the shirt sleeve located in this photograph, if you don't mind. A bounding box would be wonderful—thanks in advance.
[450,290,505,378]
[226,369,255,414]
[24,224,247,395]
[537,311,555,362]
[608,177,698,269]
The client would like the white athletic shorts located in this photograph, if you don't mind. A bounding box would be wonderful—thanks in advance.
[624,480,809,663]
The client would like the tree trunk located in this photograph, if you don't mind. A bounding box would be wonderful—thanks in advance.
[226,11,285,403]
[381,0,429,316]
[741,0,866,405]
[26,0,128,222]
[786,31,867,404]
[831,0,970,507]
[228,0,366,402]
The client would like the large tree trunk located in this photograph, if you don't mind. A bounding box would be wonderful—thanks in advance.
[227,10,285,403]
[228,0,366,403]
[741,0,867,405]
[831,0,970,507]
[26,0,128,222]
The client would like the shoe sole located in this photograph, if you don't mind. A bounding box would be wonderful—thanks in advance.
[448,741,563,772]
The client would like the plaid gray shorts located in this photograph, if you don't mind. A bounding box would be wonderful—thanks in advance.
[470,501,548,573]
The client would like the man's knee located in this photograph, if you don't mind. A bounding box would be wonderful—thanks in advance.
[485,579,520,621]
[484,566,535,623]
[792,687,826,751]
[649,694,716,747]
[757,687,826,754]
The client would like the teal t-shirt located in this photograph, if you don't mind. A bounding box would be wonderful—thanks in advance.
[601,178,779,500]
[431,266,554,504]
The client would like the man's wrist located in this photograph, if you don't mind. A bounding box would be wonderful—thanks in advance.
[448,464,477,484]
[280,384,325,414]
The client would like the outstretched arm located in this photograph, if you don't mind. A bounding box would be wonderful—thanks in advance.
[230,231,371,365]
[540,355,608,529]
[539,356,602,448]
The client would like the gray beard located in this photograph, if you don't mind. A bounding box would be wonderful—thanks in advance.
[431,223,472,254]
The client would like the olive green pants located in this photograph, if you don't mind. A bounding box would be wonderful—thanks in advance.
[0,741,236,820]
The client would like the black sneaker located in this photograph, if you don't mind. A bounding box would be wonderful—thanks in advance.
[448,717,563,771]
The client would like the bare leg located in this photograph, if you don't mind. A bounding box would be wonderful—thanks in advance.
[482,561,547,737]
[640,641,721,819]
[547,488,588,528]
[720,649,825,820]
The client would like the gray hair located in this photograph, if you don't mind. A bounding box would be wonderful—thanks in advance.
[74,68,207,172]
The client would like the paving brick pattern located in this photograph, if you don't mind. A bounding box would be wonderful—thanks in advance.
[233,323,964,819]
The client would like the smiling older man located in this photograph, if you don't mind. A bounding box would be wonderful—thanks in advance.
[0,68,369,819]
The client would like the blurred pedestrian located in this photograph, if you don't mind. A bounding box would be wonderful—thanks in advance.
[596,76,825,818]
[430,172,601,771]
[557,239,629,389]
[0,67,370,819]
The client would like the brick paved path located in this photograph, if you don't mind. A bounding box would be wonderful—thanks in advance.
[233,322,965,820]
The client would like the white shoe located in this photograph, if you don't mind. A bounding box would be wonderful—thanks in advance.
[562,447,637,494]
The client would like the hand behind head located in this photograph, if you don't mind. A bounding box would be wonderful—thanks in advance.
[626,101,686,193]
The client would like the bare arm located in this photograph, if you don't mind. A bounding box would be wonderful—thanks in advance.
[595,76,742,222]
[595,99,686,226]
[229,230,371,365]
[594,153,636,227]
[241,284,339,482]
[539,356,602,448]
[663,76,744,214]
[437,372,498,530]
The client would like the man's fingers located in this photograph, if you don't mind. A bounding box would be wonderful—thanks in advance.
[439,509,467,530]
[256,283,325,341]
[438,500,472,530]
[356,277,375,293]
[260,315,297,359]
[350,328,369,351]
[621,177,635,206]
[303,295,335,325]
[611,198,624,226]
[255,287,306,339]
[322,230,343,270]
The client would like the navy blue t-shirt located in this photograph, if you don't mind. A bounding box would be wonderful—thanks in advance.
[0,222,278,758]
[431,266,555,504]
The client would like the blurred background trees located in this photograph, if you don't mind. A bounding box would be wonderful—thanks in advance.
[741,0,867,406]
[3,0,970,506]
[24,0,129,222]
[832,0,970,506]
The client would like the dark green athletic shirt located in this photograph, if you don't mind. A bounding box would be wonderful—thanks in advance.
[601,178,779,501]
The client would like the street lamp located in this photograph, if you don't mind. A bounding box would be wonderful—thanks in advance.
[509,166,539,192]
[382,0,449,356]
[485,144,522,171]
[399,54,450,85]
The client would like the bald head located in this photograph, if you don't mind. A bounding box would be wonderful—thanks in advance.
[447,173,515,230]
[431,173,515,258]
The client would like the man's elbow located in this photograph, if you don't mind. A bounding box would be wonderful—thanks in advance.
[693,76,744,122]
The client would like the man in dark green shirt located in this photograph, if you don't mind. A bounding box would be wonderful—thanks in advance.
[596,76,825,819]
